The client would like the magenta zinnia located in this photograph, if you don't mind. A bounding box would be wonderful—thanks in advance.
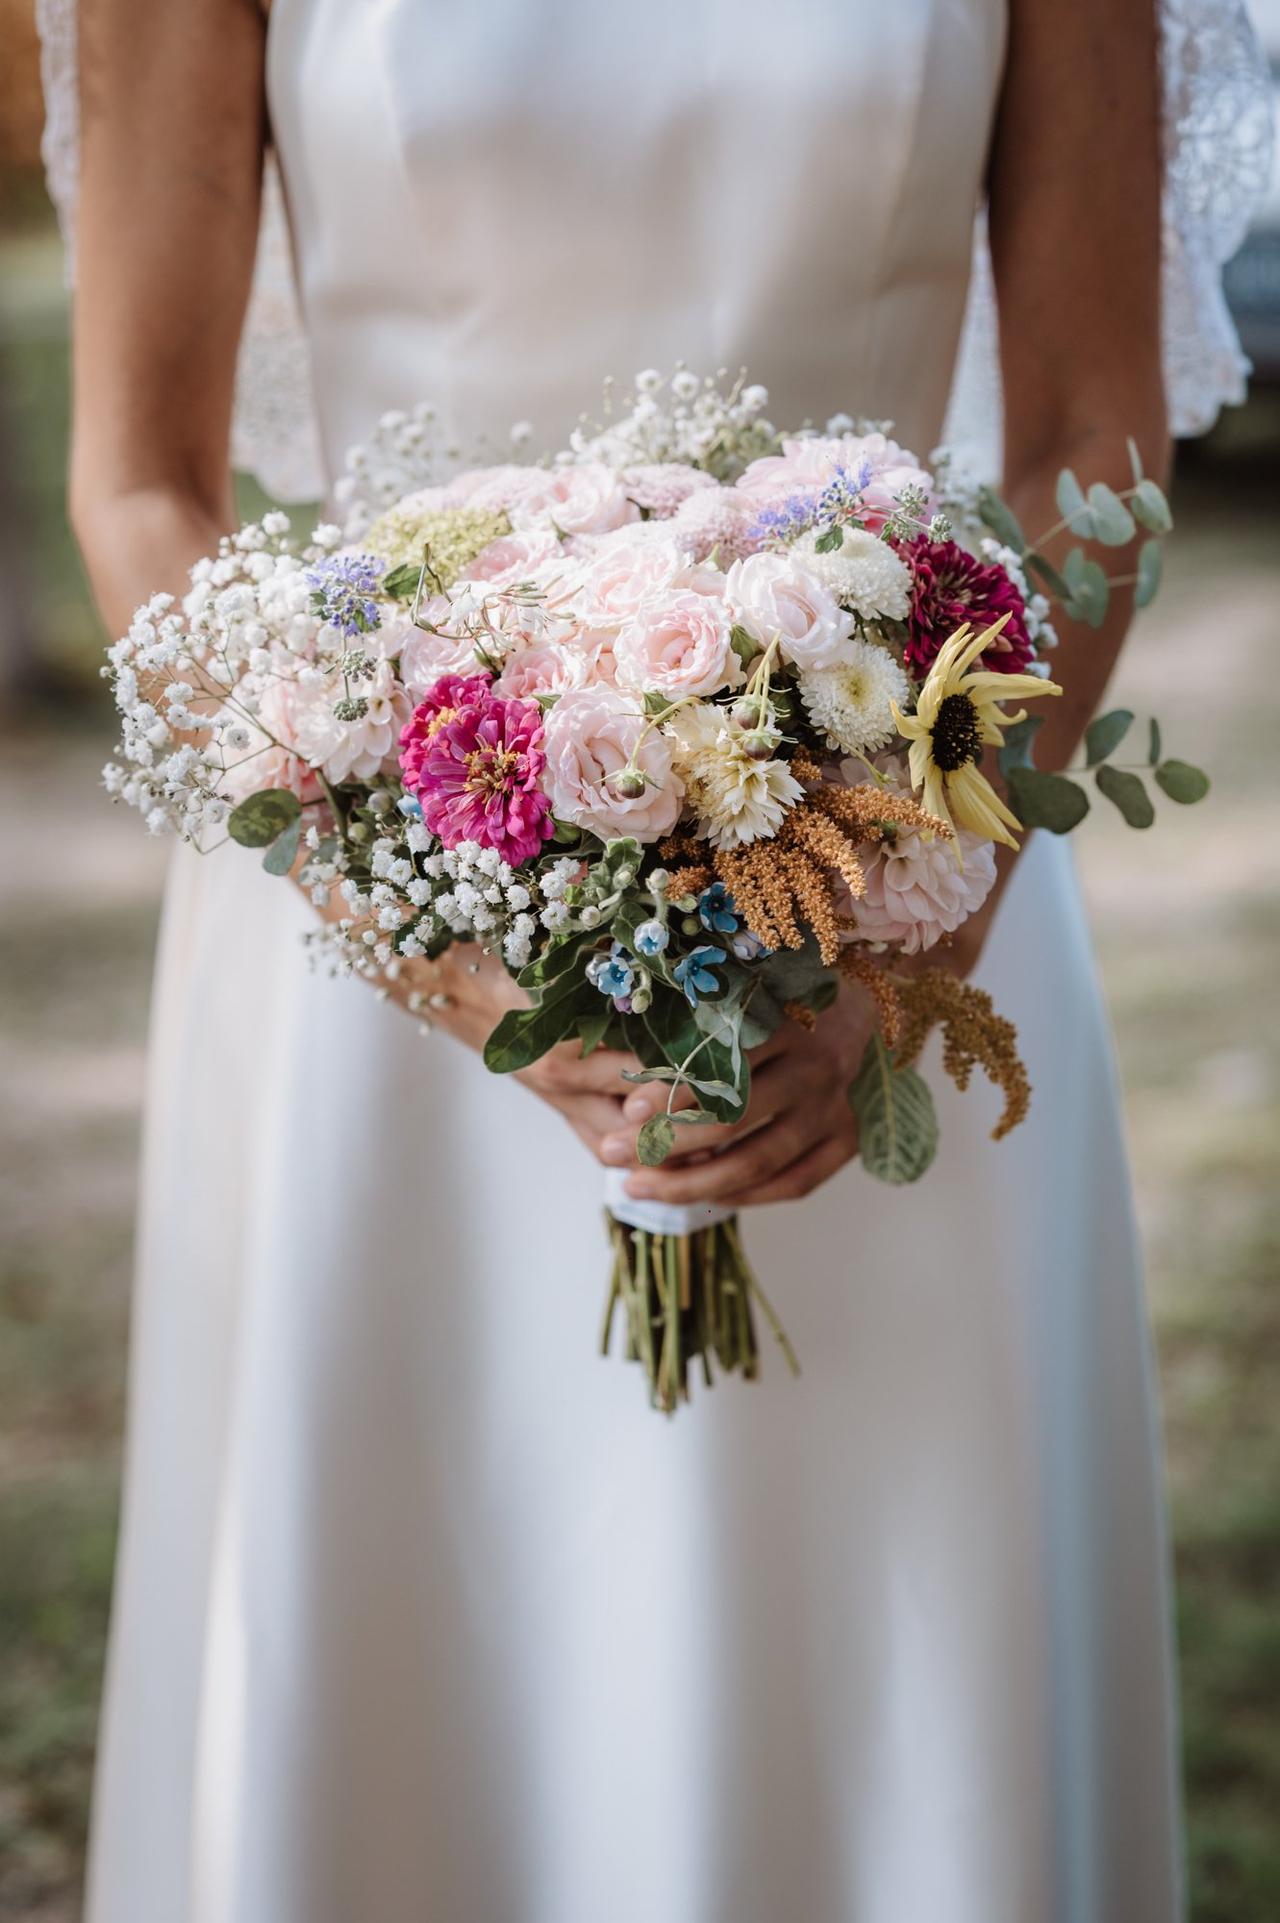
[898,536,1032,676]
[400,682,554,864]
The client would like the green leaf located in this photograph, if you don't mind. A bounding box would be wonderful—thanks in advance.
[1024,549,1071,602]
[1148,717,1162,766]
[1005,766,1091,834]
[1095,764,1155,828]
[517,927,596,990]
[643,689,674,717]
[813,525,844,553]
[1134,538,1163,609]
[577,1004,614,1057]
[1055,469,1095,537]
[1062,551,1109,628]
[756,940,834,1005]
[637,1114,676,1166]
[977,486,1027,555]
[1086,482,1136,546]
[996,713,1045,777]
[483,970,595,1073]
[738,984,786,1050]
[227,787,302,849]
[262,816,302,876]
[1084,708,1134,766]
[1154,759,1210,804]
[381,560,423,600]
[1131,478,1172,534]
[730,624,761,665]
[848,1033,939,1185]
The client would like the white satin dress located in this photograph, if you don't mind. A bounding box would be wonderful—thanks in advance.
[86,3,1182,1919]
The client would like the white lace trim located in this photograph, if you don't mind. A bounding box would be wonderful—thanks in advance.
[36,0,1274,497]
[945,0,1275,474]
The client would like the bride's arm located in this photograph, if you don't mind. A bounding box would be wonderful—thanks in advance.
[616,0,1167,1207]
[70,0,633,1161]
[69,0,267,633]
[943,0,1167,971]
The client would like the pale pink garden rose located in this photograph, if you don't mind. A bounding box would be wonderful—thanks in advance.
[294,657,413,785]
[396,613,486,697]
[558,620,622,685]
[724,551,856,670]
[621,463,718,516]
[576,527,693,626]
[455,526,563,592]
[221,677,325,806]
[542,685,684,843]
[505,461,641,537]
[736,431,934,532]
[613,589,741,699]
[495,640,590,701]
[840,757,997,953]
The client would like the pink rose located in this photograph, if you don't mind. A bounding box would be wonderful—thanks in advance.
[222,678,324,807]
[507,462,641,537]
[396,613,487,697]
[613,590,740,699]
[736,432,934,533]
[542,686,683,843]
[724,551,856,670]
[576,528,692,625]
[495,640,590,701]
[455,527,563,591]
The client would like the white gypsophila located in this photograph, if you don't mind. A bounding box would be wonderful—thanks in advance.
[797,639,912,758]
[978,537,1059,653]
[567,367,779,478]
[667,703,804,849]
[796,527,912,622]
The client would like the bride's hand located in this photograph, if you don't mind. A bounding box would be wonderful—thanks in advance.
[601,988,876,1208]
[383,945,639,1162]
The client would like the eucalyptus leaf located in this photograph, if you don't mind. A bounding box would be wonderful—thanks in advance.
[1131,478,1172,534]
[996,713,1045,777]
[1095,764,1155,828]
[1005,766,1090,834]
[1134,538,1163,609]
[1062,553,1109,629]
[848,1033,939,1186]
[1055,469,1095,538]
[1084,708,1134,766]
[1024,550,1071,602]
[227,787,302,850]
[977,486,1027,555]
[1086,482,1136,547]
[637,1114,676,1166]
[1148,717,1162,766]
[1127,436,1145,485]
[1154,759,1210,804]
[262,816,302,876]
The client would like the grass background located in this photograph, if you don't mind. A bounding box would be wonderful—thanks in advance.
[0,200,1277,1920]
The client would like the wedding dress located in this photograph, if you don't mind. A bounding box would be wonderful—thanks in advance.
[34,1,1271,1918]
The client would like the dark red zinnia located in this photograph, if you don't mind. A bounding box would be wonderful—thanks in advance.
[897,536,1033,676]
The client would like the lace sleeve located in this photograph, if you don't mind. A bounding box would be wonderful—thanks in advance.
[944,0,1274,475]
[34,0,325,505]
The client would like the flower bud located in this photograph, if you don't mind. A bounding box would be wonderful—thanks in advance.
[730,697,765,730]
[681,916,700,937]
[741,731,778,761]
[581,905,602,928]
[608,768,647,800]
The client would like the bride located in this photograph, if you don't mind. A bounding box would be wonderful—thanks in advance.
[42,0,1268,1917]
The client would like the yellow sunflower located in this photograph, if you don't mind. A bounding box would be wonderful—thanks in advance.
[893,617,1061,849]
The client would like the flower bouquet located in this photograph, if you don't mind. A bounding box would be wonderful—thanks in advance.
[105,369,1207,1412]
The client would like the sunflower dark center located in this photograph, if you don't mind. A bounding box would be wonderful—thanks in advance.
[929,691,983,773]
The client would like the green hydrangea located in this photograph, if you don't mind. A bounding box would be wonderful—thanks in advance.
[363,504,513,587]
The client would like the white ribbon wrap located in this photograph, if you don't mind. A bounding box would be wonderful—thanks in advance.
[603,1166,735,1237]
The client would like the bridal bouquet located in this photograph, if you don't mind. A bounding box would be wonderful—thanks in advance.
[104,369,1206,1412]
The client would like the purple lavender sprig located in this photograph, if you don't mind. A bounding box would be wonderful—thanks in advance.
[307,553,384,637]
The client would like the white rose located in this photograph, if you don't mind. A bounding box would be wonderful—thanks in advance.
[724,551,857,670]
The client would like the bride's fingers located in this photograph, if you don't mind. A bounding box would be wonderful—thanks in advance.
[718,1129,857,1207]
[621,1108,818,1206]
[603,1064,792,1167]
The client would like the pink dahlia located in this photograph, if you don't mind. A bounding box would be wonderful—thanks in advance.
[399,681,553,865]
[898,537,1032,676]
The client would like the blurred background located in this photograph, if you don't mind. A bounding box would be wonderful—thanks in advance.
[0,5,1277,1918]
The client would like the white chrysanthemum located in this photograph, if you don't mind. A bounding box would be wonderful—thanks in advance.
[668,704,803,849]
[797,638,911,757]
[798,527,912,621]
